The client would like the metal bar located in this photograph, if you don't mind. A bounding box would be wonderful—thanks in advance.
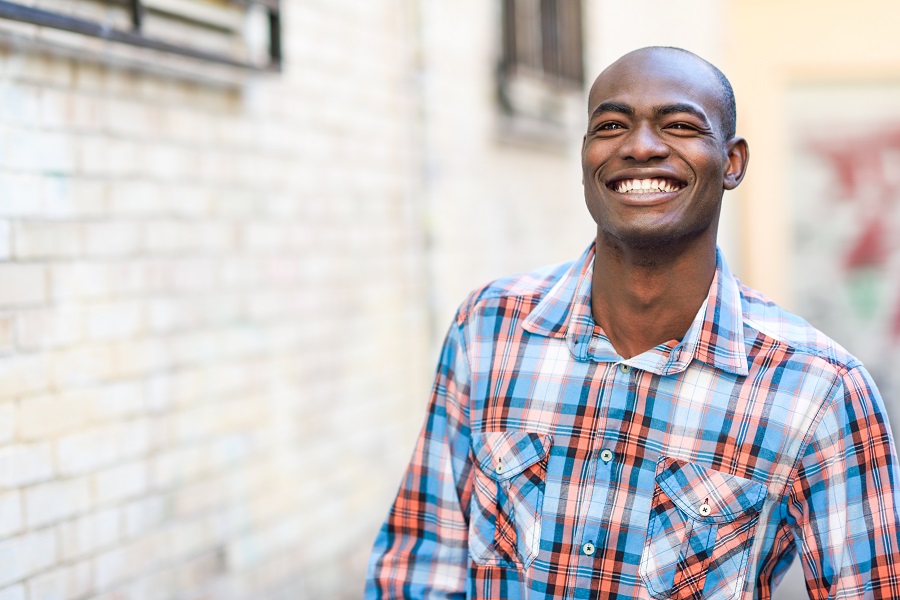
[129,0,144,31]
[267,2,281,68]
[500,0,514,74]
[115,0,282,15]
[0,0,280,71]
[249,0,280,10]
[226,0,280,11]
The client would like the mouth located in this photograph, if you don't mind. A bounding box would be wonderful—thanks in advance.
[607,177,687,195]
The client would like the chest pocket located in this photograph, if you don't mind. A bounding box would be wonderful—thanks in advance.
[469,431,552,569]
[639,456,767,600]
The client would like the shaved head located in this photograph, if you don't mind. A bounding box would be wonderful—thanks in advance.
[590,47,736,141]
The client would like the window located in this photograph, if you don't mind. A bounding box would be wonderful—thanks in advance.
[498,0,584,130]
[0,0,281,74]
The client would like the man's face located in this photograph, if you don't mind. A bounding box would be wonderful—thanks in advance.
[582,49,747,251]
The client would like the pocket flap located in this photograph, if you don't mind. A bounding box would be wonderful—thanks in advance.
[656,457,767,524]
[472,431,552,482]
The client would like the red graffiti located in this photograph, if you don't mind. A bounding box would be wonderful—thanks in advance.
[807,128,900,338]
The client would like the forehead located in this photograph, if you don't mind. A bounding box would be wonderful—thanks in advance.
[588,50,723,120]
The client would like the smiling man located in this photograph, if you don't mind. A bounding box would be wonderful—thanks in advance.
[366,47,900,599]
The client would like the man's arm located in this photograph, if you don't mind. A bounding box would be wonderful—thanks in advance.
[365,318,474,599]
[788,364,900,599]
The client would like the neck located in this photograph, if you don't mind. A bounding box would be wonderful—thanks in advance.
[591,231,718,359]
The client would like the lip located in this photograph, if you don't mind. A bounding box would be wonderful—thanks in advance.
[609,188,683,207]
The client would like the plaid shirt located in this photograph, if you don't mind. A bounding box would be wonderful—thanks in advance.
[366,243,900,599]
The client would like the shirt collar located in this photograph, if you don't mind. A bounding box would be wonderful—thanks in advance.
[522,243,749,377]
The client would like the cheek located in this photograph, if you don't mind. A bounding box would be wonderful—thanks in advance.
[582,142,610,170]
[582,188,607,226]
[691,148,728,179]
[581,160,605,194]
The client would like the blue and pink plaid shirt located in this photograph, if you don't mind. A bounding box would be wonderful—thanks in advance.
[366,243,900,599]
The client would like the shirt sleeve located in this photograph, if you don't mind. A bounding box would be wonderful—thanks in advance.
[788,364,900,599]
[365,317,473,599]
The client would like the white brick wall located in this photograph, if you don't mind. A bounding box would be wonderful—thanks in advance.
[58,507,121,561]
[23,476,92,528]
[0,443,54,488]
[0,0,603,598]
[26,561,93,600]
[0,529,57,588]
[0,490,23,538]
[0,586,24,600]
[0,265,48,307]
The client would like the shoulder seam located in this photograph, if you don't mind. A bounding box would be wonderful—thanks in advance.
[742,316,862,372]
[454,262,573,324]
[781,369,849,523]
[456,285,550,324]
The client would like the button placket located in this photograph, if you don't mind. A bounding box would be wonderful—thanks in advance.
[573,360,621,583]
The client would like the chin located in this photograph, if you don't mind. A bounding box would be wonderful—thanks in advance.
[601,223,713,255]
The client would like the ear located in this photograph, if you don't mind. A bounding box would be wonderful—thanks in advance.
[723,137,749,190]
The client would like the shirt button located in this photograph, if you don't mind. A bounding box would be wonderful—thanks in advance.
[495,461,503,474]
[582,542,595,556]
[699,503,712,517]
[600,449,614,463]
[619,364,631,374]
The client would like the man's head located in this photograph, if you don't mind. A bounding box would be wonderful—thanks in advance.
[581,46,748,253]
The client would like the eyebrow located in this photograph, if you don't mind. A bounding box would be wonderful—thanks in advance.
[655,103,710,125]
[590,102,633,119]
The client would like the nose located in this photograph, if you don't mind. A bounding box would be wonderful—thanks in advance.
[619,123,669,162]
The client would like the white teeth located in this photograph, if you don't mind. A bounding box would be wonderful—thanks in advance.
[614,178,681,194]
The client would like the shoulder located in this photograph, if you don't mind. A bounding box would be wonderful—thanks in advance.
[454,259,575,325]
[738,281,862,373]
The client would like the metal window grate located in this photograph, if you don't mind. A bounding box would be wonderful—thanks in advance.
[501,0,583,88]
[0,0,281,71]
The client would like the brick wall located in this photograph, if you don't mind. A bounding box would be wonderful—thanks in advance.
[0,1,433,598]
[0,1,606,598]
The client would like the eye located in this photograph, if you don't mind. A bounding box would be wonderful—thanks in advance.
[592,121,626,133]
[667,122,697,131]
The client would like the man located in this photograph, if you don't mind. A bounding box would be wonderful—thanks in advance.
[366,47,900,599]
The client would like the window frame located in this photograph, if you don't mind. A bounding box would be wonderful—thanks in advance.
[495,0,586,146]
[0,0,282,71]
[499,0,584,94]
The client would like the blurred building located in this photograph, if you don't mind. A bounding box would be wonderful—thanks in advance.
[0,1,897,598]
